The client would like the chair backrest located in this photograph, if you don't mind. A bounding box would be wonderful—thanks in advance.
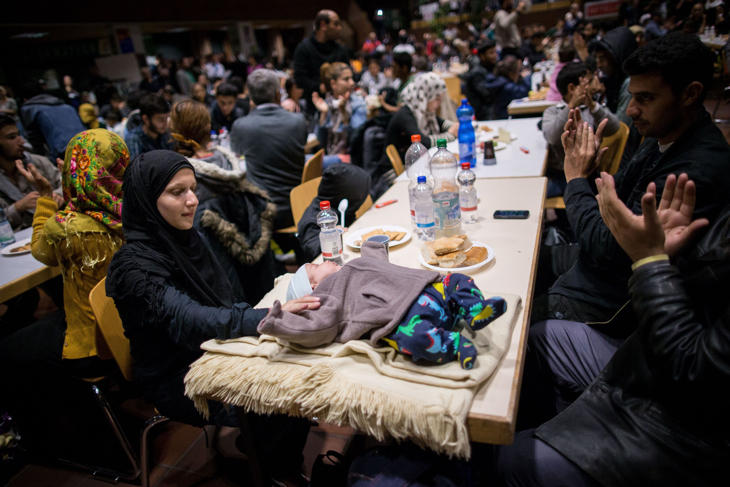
[385,144,405,176]
[301,148,324,183]
[89,277,133,382]
[599,121,630,175]
[355,195,373,220]
[290,177,322,227]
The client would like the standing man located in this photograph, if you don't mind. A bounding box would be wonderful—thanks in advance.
[124,93,174,159]
[230,69,307,230]
[494,0,527,59]
[293,9,349,115]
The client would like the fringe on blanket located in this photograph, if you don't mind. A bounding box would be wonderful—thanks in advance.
[184,354,472,459]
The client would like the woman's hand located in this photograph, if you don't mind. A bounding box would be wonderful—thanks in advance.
[282,296,321,314]
[448,123,459,137]
[311,92,328,113]
[15,160,53,197]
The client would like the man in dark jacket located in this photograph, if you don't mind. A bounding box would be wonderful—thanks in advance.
[460,40,498,121]
[591,26,637,124]
[497,172,730,486]
[297,163,370,262]
[209,82,245,133]
[20,82,85,160]
[230,69,307,230]
[535,32,730,327]
[293,9,349,115]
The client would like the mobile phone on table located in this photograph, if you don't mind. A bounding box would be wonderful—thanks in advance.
[493,210,530,219]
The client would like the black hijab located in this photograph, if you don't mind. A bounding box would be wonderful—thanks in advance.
[109,150,233,308]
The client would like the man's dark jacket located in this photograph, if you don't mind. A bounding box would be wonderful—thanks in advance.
[460,58,497,121]
[210,103,245,133]
[20,94,85,159]
[293,35,349,106]
[538,205,730,486]
[230,104,307,229]
[551,109,730,324]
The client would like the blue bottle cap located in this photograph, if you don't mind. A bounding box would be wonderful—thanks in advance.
[417,175,427,183]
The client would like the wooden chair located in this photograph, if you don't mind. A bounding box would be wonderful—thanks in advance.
[355,195,373,219]
[544,121,630,210]
[301,148,324,184]
[89,278,169,487]
[385,144,405,176]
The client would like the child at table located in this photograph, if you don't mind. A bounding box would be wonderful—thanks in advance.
[258,240,507,369]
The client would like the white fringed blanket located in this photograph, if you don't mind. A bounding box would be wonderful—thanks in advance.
[185,274,521,459]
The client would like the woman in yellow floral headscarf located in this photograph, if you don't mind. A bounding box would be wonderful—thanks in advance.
[7,128,129,365]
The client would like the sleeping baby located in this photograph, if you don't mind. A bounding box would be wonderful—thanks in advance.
[258,240,506,369]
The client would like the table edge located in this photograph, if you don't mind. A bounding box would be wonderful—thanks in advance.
[0,265,61,303]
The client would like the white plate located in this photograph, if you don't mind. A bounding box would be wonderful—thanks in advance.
[418,242,495,273]
[1,237,32,256]
[345,225,412,249]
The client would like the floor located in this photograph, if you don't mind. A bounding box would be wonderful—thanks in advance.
[5,420,357,487]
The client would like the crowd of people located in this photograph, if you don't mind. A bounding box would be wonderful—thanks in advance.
[1,0,730,485]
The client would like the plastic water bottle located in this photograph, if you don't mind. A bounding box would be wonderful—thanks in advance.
[457,99,476,168]
[218,128,230,150]
[0,207,16,247]
[458,162,478,224]
[317,201,344,265]
[405,134,431,226]
[429,139,461,238]
[210,130,219,146]
[414,175,435,241]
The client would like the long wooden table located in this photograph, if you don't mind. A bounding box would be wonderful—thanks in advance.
[337,177,546,443]
[0,227,61,303]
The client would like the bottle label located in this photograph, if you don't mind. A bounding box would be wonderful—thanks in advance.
[459,142,474,165]
[433,191,460,229]
[416,221,435,228]
[320,231,343,258]
[461,206,477,212]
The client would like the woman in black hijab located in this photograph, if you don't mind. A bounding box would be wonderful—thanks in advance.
[106,150,317,482]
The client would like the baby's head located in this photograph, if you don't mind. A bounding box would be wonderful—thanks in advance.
[286,261,342,300]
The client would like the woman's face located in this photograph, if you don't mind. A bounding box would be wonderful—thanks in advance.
[331,68,355,97]
[156,168,198,230]
[426,95,442,114]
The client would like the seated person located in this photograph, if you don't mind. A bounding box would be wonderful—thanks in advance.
[385,72,458,160]
[260,240,507,370]
[592,26,637,125]
[496,172,729,486]
[281,77,304,114]
[105,150,315,483]
[170,99,235,170]
[359,54,389,95]
[312,62,367,169]
[0,129,128,453]
[297,164,371,262]
[0,114,63,230]
[461,40,498,121]
[490,55,531,119]
[541,61,619,197]
[209,82,245,133]
[231,69,307,230]
[124,92,174,159]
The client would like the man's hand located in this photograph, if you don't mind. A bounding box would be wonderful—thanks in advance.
[282,295,321,314]
[15,160,53,197]
[14,191,40,212]
[655,173,709,257]
[562,114,607,181]
[595,172,708,261]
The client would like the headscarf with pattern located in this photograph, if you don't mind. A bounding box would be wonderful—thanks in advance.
[55,129,129,234]
[399,72,447,136]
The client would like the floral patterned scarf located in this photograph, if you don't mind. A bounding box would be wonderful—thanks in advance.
[399,72,447,136]
[55,129,129,234]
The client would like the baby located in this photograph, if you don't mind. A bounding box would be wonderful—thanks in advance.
[258,241,506,369]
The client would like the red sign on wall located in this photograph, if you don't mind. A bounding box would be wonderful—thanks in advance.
[584,0,622,20]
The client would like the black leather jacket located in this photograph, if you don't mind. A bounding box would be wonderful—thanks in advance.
[537,206,730,486]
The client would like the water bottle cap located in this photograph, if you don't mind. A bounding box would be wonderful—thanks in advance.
[461,162,470,169]
[436,138,447,148]
[410,134,421,143]
[319,200,331,210]
[417,175,426,183]
[461,98,468,105]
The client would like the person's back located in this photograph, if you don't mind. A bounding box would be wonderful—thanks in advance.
[21,93,85,159]
[491,57,531,119]
[231,69,307,229]
[461,41,499,120]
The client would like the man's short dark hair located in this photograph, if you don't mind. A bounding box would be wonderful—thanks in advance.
[393,51,413,70]
[623,32,714,101]
[314,10,331,31]
[557,62,589,97]
[476,39,496,54]
[215,82,238,98]
[139,93,169,118]
[0,114,17,131]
